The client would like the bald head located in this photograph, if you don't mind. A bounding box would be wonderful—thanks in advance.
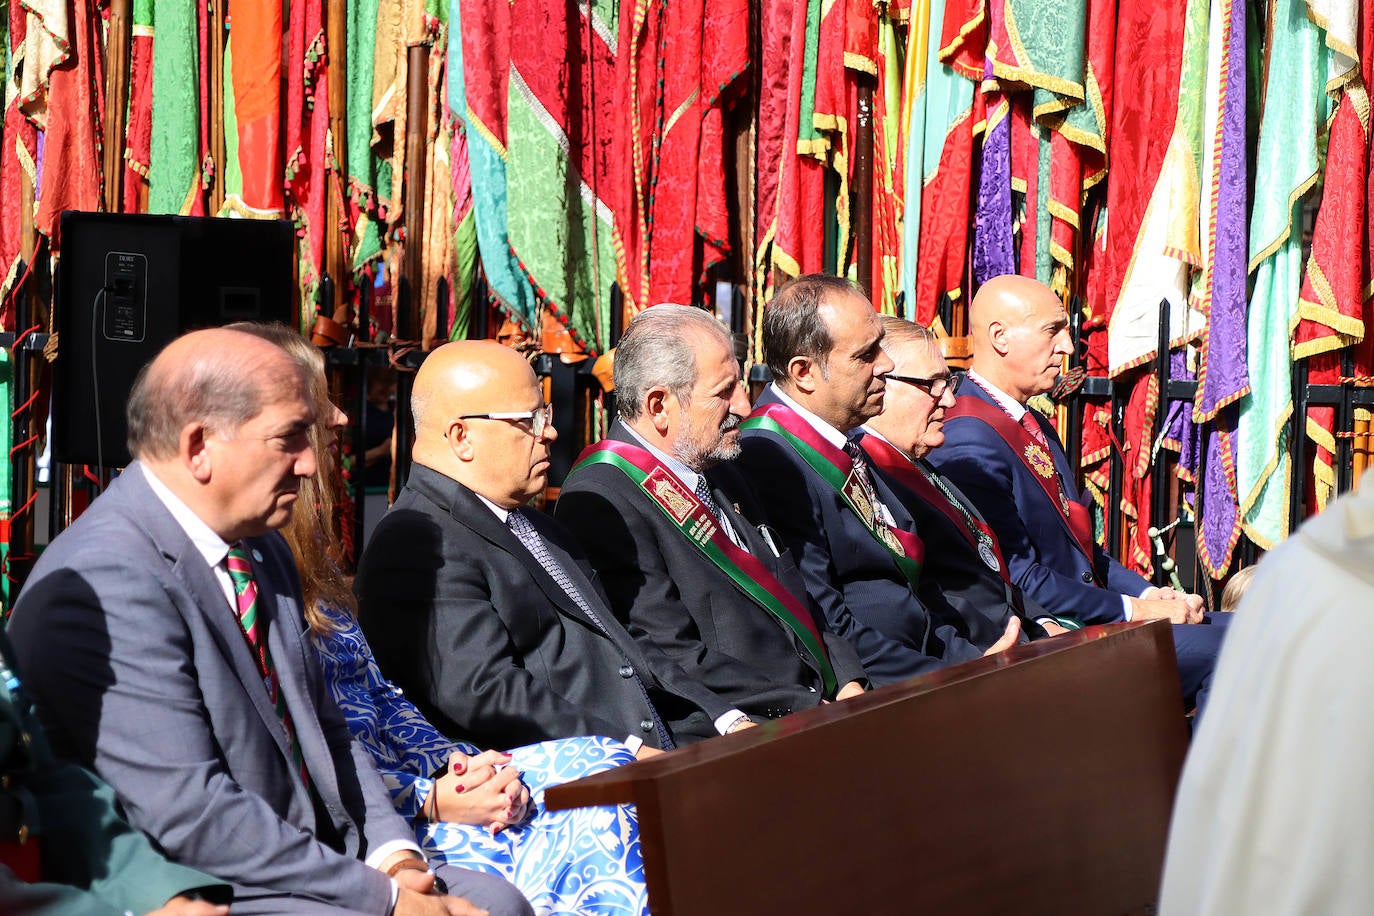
[128,328,308,460]
[967,275,1072,403]
[411,340,555,506]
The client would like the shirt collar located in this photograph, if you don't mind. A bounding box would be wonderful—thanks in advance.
[967,369,1027,421]
[141,464,233,569]
[858,426,914,463]
[476,493,513,524]
[621,424,701,492]
[767,383,851,450]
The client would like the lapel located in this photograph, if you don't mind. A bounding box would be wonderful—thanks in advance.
[963,377,1081,502]
[407,464,628,643]
[251,534,339,810]
[122,466,313,794]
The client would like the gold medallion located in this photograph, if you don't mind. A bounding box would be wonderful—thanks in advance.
[1024,444,1055,479]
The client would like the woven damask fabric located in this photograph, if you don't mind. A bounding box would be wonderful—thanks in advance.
[313,606,649,916]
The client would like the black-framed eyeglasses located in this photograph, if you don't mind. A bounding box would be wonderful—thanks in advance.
[458,403,554,437]
[883,372,961,399]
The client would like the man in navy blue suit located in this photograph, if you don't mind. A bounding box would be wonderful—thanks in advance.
[735,274,1019,685]
[929,274,1226,710]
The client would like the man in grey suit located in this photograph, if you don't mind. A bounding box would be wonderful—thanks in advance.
[7,329,530,916]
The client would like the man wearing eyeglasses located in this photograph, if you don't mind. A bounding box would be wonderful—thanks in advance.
[862,316,1059,650]
[930,275,1227,713]
[356,340,739,755]
[735,275,1020,686]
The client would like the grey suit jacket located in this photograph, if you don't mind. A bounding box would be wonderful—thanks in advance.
[6,463,412,913]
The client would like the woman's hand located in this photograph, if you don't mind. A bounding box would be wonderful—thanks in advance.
[426,750,531,833]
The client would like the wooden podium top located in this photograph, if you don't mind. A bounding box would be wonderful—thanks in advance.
[547,621,1189,915]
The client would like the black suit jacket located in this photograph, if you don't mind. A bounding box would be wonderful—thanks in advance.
[355,464,734,750]
[735,389,995,686]
[555,423,868,719]
[867,447,1050,643]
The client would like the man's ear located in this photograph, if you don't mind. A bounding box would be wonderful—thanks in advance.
[988,320,1012,357]
[787,355,820,395]
[446,419,476,461]
[184,422,212,483]
[643,386,672,433]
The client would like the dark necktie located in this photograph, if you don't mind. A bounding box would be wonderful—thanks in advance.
[506,509,674,749]
[226,545,308,786]
[694,477,745,551]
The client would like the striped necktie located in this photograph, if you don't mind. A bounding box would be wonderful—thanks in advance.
[226,545,308,786]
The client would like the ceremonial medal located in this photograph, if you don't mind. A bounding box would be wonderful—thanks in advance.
[1024,443,1055,479]
[844,475,876,528]
[647,468,697,524]
[977,539,1000,572]
[879,525,906,557]
[1058,490,1072,518]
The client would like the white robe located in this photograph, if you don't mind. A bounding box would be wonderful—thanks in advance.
[1159,475,1374,913]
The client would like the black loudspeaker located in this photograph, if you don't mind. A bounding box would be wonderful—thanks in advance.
[53,212,295,468]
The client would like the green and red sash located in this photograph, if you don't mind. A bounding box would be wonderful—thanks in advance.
[861,435,1012,588]
[569,439,838,696]
[738,403,926,589]
[946,395,1101,580]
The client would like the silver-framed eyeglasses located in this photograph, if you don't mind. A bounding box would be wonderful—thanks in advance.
[883,372,962,399]
[458,403,554,437]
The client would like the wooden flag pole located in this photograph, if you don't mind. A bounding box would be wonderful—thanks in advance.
[854,77,874,299]
[399,43,429,345]
[208,0,227,215]
[103,0,133,211]
[325,0,353,335]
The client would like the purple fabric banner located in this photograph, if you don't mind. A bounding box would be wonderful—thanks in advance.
[1192,0,1248,577]
[973,90,1015,285]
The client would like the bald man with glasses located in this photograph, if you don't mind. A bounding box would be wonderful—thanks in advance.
[355,341,740,755]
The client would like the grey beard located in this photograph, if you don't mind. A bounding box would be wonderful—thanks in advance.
[673,416,742,471]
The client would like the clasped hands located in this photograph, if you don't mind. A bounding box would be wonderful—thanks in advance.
[425,749,531,835]
[1132,586,1206,625]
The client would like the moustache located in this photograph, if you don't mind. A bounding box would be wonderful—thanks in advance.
[720,414,743,434]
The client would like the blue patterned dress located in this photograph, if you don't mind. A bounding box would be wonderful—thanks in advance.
[312,608,650,916]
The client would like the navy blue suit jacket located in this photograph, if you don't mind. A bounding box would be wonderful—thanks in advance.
[930,376,1148,625]
[735,389,997,685]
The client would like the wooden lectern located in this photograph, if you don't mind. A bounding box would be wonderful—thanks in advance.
[546,621,1189,915]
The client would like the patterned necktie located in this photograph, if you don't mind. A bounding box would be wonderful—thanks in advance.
[506,509,674,749]
[844,437,887,524]
[226,545,308,785]
[694,477,745,551]
[1020,410,1049,448]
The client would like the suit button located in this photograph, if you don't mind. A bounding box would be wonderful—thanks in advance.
[640,719,654,732]
[619,665,634,678]
[1081,571,1093,583]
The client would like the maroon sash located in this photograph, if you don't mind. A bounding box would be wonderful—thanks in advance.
[946,395,1101,578]
[862,435,1013,587]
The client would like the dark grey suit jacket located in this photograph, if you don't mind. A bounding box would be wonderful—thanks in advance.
[355,464,735,751]
[556,423,867,719]
[6,463,412,913]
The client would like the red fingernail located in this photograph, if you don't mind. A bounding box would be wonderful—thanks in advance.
[454,783,466,793]
[453,761,466,774]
